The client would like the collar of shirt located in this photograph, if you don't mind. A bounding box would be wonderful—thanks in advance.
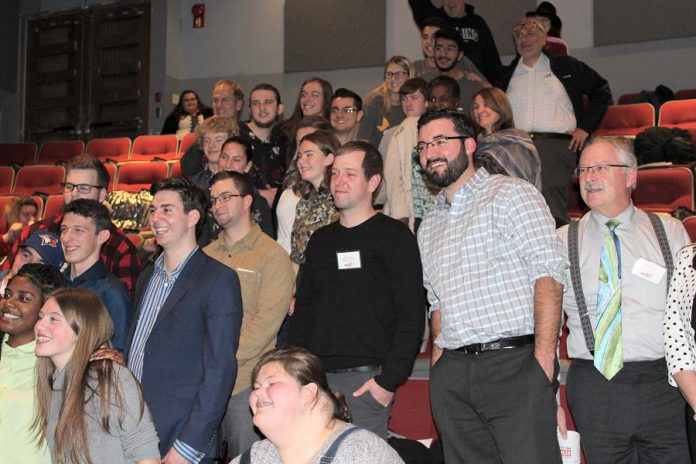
[2,333,36,356]
[436,167,490,213]
[515,52,551,74]
[64,259,108,286]
[588,202,637,234]
[153,245,199,282]
[213,223,263,255]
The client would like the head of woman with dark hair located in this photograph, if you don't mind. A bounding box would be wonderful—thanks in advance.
[0,263,64,351]
[249,346,351,443]
[174,89,209,117]
[470,87,515,135]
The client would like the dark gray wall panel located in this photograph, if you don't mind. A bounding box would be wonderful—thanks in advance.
[285,0,386,72]
[595,0,696,45]
[470,0,536,56]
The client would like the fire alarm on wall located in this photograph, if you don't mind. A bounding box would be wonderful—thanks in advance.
[192,4,205,28]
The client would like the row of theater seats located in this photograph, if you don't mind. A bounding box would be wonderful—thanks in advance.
[618,88,696,105]
[594,98,696,141]
[0,133,196,166]
[0,160,182,196]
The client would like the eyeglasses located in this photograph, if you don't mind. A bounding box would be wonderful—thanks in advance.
[384,71,408,80]
[513,23,544,39]
[330,107,358,115]
[61,182,102,194]
[210,192,245,206]
[414,135,469,156]
[574,164,630,177]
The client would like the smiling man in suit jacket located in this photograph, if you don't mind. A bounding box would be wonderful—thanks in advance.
[126,177,242,464]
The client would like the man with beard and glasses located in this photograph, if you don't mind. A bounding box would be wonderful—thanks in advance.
[240,84,288,208]
[419,28,486,110]
[416,109,566,463]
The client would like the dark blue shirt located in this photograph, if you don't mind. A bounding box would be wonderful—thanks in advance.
[63,259,131,352]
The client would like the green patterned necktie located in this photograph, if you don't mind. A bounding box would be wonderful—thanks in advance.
[594,219,623,380]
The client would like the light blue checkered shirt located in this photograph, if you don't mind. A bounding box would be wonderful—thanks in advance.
[418,168,567,349]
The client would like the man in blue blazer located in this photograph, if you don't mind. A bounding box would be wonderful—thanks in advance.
[126,177,242,463]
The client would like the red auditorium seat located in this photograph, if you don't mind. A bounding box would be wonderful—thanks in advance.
[169,160,183,178]
[0,142,38,165]
[658,99,696,131]
[130,134,178,161]
[13,165,66,195]
[179,133,197,157]
[593,103,654,137]
[388,379,438,441]
[86,137,132,163]
[31,195,45,219]
[37,140,85,164]
[676,89,696,100]
[633,165,694,213]
[684,216,696,243]
[0,166,15,194]
[567,177,589,219]
[114,161,169,192]
[43,195,64,219]
[104,163,117,192]
[617,92,641,105]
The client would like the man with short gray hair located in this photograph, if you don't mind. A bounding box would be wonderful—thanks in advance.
[557,136,690,462]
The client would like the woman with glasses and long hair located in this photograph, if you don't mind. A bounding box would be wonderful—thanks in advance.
[32,288,160,464]
[358,56,412,148]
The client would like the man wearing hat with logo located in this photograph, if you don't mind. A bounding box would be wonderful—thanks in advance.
[0,230,64,293]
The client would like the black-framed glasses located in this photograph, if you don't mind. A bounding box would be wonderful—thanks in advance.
[330,107,358,115]
[414,135,469,157]
[61,182,102,194]
[574,164,629,177]
[384,71,408,79]
[210,192,245,206]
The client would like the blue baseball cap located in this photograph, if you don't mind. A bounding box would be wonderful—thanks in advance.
[20,230,65,268]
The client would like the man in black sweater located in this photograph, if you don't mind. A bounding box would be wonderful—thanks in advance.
[288,141,425,438]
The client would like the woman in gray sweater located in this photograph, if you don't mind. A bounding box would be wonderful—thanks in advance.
[32,288,160,464]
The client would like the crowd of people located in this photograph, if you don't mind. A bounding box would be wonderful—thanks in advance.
[1,1,695,463]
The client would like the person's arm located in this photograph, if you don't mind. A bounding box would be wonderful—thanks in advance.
[533,277,563,381]
[430,309,442,366]
[675,371,696,415]
[383,126,411,222]
[161,113,178,135]
[372,228,426,392]
[236,250,294,373]
[114,366,161,463]
[173,267,243,460]
[474,16,502,82]
[574,59,612,135]
[505,183,566,380]
[104,281,132,353]
[407,0,442,29]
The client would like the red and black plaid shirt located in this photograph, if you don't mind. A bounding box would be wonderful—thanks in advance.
[3,214,141,298]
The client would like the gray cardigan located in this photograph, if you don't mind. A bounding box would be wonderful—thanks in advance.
[47,363,160,463]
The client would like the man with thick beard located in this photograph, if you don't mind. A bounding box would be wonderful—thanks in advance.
[416,110,567,463]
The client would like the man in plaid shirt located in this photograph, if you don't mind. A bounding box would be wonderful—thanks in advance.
[3,155,140,297]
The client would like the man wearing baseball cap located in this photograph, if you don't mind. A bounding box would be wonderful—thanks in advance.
[0,230,64,293]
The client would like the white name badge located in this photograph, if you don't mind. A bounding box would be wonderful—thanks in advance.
[337,251,361,270]
[631,257,666,285]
